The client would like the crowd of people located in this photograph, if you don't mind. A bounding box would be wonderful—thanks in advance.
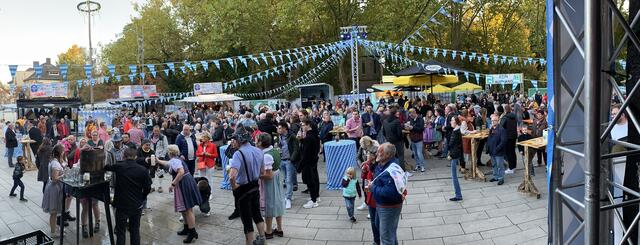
[2,89,552,245]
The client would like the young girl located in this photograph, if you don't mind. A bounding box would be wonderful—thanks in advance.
[9,156,27,201]
[341,167,362,223]
[42,144,66,238]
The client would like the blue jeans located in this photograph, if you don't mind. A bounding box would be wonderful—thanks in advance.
[491,155,505,181]
[442,138,449,156]
[377,206,402,245]
[344,196,355,218]
[369,206,380,244]
[6,147,14,167]
[410,141,425,169]
[450,158,462,199]
[281,160,296,200]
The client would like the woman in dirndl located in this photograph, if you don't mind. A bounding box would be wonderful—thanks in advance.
[256,133,285,239]
[156,144,202,243]
[41,144,65,238]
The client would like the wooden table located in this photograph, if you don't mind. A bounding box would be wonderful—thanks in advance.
[516,137,546,199]
[330,127,347,139]
[20,139,36,171]
[463,130,490,182]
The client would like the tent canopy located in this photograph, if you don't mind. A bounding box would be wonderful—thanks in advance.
[393,60,467,76]
[179,93,243,103]
[393,75,458,87]
[424,84,453,93]
[452,82,483,91]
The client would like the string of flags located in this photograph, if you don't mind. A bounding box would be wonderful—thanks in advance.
[238,45,349,98]
[223,42,344,90]
[401,4,459,46]
[365,40,547,67]
[363,42,545,89]
[5,41,344,91]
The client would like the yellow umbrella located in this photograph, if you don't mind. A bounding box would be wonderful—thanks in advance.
[393,75,458,87]
[452,82,483,92]
[424,84,453,93]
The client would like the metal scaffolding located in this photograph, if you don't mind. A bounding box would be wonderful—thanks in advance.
[549,0,640,244]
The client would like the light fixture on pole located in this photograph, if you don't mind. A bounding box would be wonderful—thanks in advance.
[339,26,367,95]
[77,0,101,107]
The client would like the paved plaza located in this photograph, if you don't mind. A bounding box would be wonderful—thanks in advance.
[0,147,548,245]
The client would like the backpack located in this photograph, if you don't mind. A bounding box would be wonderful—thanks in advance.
[266,148,281,171]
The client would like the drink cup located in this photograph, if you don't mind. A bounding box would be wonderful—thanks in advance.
[151,155,156,166]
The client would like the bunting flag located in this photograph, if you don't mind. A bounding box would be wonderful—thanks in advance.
[227,58,235,69]
[184,61,192,71]
[512,83,518,90]
[163,69,170,77]
[8,65,18,80]
[429,17,441,25]
[59,65,68,79]
[128,74,136,83]
[129,64,137,75]
[77,80,83,88]
[116,76,122,82]
[34,64,42,78]
[438,7,452,18]
[200,61,209,71]
[474,73,481,82]
[147,64,156,78]
[140,73,146,81]
[84,64,92,78]
[531,80,538,88]
[108,64,116,77]
[180,66,187,74]
[167,63,175,72]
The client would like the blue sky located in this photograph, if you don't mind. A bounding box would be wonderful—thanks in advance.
[0,0,145,83]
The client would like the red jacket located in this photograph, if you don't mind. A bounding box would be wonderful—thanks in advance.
[361,160,377,209]
[57,123,69,138]
[196,141,218,168]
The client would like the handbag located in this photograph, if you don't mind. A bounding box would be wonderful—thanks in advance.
[232,150,259,201]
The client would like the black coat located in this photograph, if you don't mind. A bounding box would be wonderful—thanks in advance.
[318,121,334,143]
[486,126,507,157]
[298,129,320,172]
[448,128,463,159]
[382,116,403,143]
[361,112,381,137]
[500,112,518,140]
[257,119,277,136]
[28,127,43,146]
[5,129,17,148]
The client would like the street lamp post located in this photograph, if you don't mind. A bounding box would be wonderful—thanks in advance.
[77,0,101,107]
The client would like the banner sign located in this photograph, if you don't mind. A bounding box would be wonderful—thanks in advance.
[119,85,157,99]
[29,82,69,98]
[193,82,223,95]
[485,73,523,85]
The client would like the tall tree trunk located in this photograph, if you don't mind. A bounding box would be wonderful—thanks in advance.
[338,57,350,94]
[624,1,640,244]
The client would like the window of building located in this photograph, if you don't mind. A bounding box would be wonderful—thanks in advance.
[48,71,59,76]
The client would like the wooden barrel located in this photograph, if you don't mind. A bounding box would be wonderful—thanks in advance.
[80,148,105,180]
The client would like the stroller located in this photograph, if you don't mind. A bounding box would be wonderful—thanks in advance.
[195,177,211,214]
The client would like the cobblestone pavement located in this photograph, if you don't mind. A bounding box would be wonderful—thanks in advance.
[0,146,548,245]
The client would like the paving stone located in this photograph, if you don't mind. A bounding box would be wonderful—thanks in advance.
[506,208,547,224]
[281,226,320,240]
[402,238,444,245]
[516,217,547,231]
[466,204,498,213]
[442,233,483,245]
[461,216,513,233]
[491,227,546,245]
[517,236,547,245]
[398,217,444,227]
[412,224,464,239]
[479,226,522,239]
[495,198,529,208]
[308,219,352,229]
[315,228,363,241]
[443,212,490,224]
[287,239,327,245]
[326,241,365,245]
[485,204,531,218]
[434,209,468,217]
[401,212,435,219]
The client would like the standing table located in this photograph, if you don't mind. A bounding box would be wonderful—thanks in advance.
[61,179,115,245]
[463,130,490,182]
[516,137,546,199]
[323,140,357,190]
[219,144,231,190]
[21,139,37,171]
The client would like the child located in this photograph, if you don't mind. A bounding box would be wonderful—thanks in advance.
[9,156,27,201]
[341,167,362,223]
[195,177,211,217]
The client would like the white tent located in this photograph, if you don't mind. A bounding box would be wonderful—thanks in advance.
[179,93,243,103]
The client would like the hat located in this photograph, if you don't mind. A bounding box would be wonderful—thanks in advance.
[231,125,252,143]
[112,134,123,142]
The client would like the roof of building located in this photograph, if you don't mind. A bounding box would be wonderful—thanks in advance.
[24,58,63,82]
